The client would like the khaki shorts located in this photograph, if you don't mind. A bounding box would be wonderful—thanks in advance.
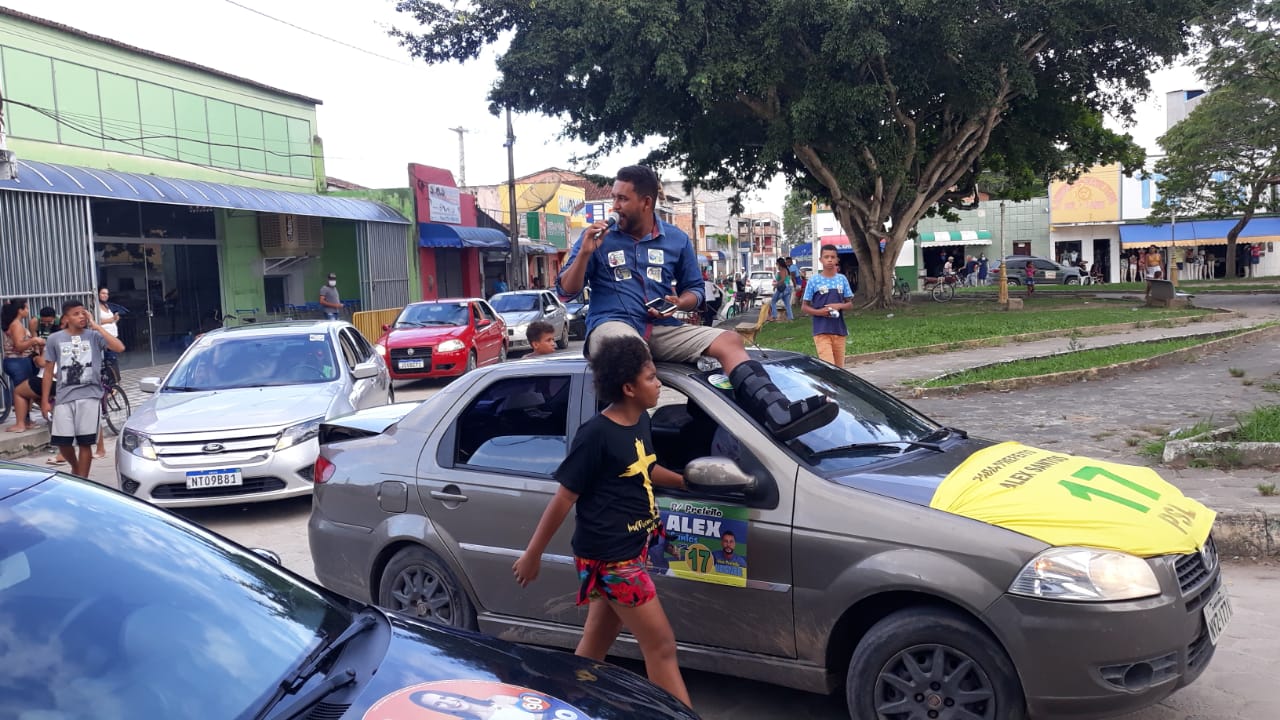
[588,321,725,364]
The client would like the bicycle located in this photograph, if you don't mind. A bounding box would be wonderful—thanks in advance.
[100,358,131,436]
[921,275,957,302]
[892,277,912,303]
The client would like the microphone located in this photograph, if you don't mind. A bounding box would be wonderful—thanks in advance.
[605,211,619,228]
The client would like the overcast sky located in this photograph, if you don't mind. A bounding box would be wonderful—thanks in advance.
[4,0,1199,214]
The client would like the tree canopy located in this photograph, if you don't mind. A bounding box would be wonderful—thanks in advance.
[394,0,1208,304]
[1150,0,1279,279]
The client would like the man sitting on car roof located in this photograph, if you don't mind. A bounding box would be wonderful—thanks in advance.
[556,165,836,441]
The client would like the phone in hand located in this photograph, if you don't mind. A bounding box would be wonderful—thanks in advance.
[645,297,679,316]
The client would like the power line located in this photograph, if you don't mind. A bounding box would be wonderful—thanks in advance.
[219,0,416,67]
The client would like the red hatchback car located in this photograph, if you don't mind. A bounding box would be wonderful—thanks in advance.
[374,298,507,379]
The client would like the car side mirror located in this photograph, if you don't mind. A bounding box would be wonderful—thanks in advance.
[352,360,381,379]
[139,377,161,393]
[684,457,757,493]
[381,323,390,332]
[477,319,491,328]
[545,305,557,313]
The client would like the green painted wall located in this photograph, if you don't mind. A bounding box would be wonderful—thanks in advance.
[319,221,359,304]
[0,13,321,191]
[328,188,421,301]
[217,210,267,316]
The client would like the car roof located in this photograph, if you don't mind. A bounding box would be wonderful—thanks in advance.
[476,348,809,378]
[411,298,482,305]
[493,290,546,296]
[205,320,342,338]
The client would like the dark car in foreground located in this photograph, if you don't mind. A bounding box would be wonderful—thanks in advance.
[310,351,1226,720]
[0,464,698,720]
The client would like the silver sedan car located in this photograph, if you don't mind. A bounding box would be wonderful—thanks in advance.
[489,290,569,352]
[116,320,392,507]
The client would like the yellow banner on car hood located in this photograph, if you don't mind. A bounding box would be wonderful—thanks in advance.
[930,442,1214,557]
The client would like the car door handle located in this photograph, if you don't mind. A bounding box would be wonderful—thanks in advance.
[430,489,469,503]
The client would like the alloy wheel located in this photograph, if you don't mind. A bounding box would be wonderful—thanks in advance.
[389,565,456,625]
[874,644,996,719]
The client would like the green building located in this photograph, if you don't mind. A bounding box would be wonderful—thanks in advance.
[0,8,411,368]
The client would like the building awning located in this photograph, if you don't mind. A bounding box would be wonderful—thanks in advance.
[520,241,559,255]
[419,223,510,249]
[918,230,992,247]
[702,250,726,261]
[790,245,811,258]
[1120,217,1280,248]
[0,160,409,224]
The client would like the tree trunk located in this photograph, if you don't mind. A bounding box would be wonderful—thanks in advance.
[1225,197,1258,280]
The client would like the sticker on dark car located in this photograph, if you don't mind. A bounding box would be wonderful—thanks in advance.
[363,679,593,719]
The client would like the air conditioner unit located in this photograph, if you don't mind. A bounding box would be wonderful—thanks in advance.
[259,213,324,258]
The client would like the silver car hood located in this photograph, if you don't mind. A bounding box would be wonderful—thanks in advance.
[500,310,540,325]
[129,384,339,434]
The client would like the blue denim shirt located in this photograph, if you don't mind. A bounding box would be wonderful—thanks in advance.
[557,215,704,336]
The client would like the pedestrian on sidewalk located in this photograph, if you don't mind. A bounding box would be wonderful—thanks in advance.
[319,272,343,320]
[802,244,854,367]
[1024,260,1036,297]
[770,258,795,322]
[512,335,692,709]
[3,299,44,433]
[42,300,124,478]
[977,255,989,286]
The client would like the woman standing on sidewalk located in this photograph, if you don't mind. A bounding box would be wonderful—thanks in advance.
[4,299,44,433]
[769,257,794,322]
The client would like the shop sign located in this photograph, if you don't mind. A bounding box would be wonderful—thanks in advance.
[427,184,461,224]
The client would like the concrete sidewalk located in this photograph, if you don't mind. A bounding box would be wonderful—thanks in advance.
[845,293,1280,556]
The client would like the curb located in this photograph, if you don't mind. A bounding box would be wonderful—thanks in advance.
[1164,425,1280,469]
[843,309,1237,366]
[1213,509,1279,558]
[899,323,1280,399]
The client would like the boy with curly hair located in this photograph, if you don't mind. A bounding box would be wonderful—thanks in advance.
[512,335,692,709]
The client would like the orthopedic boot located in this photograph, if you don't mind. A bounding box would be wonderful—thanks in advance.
[730,360,837,441]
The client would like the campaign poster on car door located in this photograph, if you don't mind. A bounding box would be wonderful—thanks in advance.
[650,498,748,587]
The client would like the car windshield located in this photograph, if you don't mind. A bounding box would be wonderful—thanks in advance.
[163,333,339,391]
[701,356,937,472]
[396,303,469,327]
[0,475,350,717]
[750,272,772,280]
[490,294,540,313]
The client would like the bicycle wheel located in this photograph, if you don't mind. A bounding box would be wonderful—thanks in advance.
[931,282,954,302]
[102,385,132,436]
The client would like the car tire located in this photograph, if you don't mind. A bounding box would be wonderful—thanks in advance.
[846,607,1026,720]
[466,351,477,373]
[556,324,569,350]
[388,381,396,404]
[1066,276,1081,285]
[378,545,477,630]
[499,343,508,363]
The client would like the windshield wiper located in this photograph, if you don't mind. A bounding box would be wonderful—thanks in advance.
[252,612,376,720]
[163,385,201,392]
[396,321,427,328]
[807,439,944,459]
[920,426,968,443]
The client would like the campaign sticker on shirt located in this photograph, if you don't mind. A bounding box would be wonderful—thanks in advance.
[647,248,665,265]
[613,267,632,281]
[707,373,733,390]
[607,250,626,268]
[361,679,595,720]
[646,266,664,283]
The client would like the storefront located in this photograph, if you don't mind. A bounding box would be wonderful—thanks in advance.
[0,159,410,369]
[1119,217,1280,280]
[918,231,993,277]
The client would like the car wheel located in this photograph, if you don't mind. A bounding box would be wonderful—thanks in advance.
[466,351,477,373]
[387,381,396,404]
[1066,276,1081,285]
[499,343,508,363]
[846,607,1026,720]
[556,324,569,350]
[378,545,477,630]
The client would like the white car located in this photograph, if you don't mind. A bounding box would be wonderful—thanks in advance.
[748,270,775,296]
[116,320,392,507]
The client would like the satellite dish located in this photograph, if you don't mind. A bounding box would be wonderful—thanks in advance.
[518,179,562,212]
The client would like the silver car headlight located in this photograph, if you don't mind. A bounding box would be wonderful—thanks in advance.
[437,339,465,353]
[120,429,157,460]
[275,417,324,452]
[375,343,387,357]
[512,324,529,337]
[1009,547,1160,602]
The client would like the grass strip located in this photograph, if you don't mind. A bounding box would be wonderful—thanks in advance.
[912,329,1249,388]
[1235,405,1280,442]
[754,300,1211,356]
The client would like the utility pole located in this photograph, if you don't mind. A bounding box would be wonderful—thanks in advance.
[504,107,525,289]
[690,185,699,252]
[998,201,1009,305]
[448,126,469,186]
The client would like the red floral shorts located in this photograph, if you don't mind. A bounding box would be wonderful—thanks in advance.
[574,549,656,608]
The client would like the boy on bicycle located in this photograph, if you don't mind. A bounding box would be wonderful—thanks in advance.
[42,300,124,477]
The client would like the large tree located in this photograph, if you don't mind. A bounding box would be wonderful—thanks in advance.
[781,188,814,249]
[394,0,1205,306]
[1150,0,1279,280]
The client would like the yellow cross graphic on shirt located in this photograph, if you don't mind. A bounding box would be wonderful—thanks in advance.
[620,437,657,516]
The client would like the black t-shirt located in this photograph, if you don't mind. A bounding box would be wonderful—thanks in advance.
[555,413,661,562]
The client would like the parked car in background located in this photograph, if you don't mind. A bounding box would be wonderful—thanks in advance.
[0,464,698,720]
[490,290,570,352]
[310,350,1223,720]
[998,255,1083,285]
[564,289,590,340]
[117,321,390,508]
[748,270,774,296]
[374,298,507,380]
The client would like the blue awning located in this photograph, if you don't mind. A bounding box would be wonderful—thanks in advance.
[790,245,811,258]
[419,223,511,249]
[0,160,409,223]
[1120,217,1280,247]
